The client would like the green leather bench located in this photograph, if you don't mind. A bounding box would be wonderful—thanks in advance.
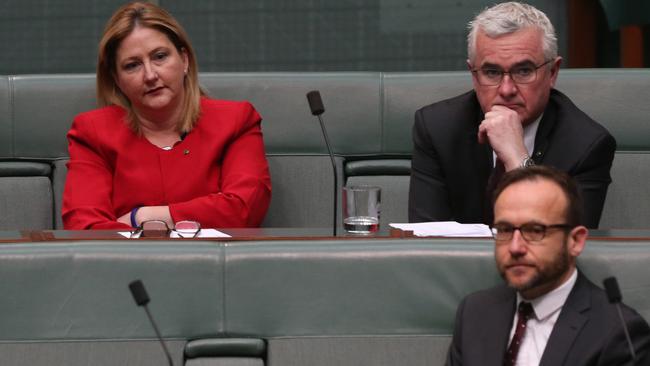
[0,237,648,366]
[1,70,649,230]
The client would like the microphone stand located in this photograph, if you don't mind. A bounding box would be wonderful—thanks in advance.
[603,277,637,365]
[129,280,174,366]
[316,113,338,237]
[307,90,338,236]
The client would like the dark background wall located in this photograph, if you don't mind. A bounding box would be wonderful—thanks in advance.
[0,0,568,74]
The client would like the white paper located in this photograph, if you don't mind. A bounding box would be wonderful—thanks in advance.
[119,228,231,239]
[389,221,491,237]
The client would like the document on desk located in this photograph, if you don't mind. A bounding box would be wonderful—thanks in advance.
[118,229,232,239]
[389,221,491,237]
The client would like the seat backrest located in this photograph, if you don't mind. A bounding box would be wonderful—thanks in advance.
[0,75,95,229]
[0,168,53,230]
[1,238,649,366]
[555,69,650,228]
[348,72,472,225]
[2,70,650,229]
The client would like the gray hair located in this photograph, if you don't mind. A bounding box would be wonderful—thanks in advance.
[467,2,557,63]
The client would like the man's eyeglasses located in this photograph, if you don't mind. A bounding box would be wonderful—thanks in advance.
[130,220,201,238]
[491,222,573,243]
[471,60,553,86]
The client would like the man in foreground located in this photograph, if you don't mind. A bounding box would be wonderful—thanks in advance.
[446,166,650,366]
[409,2,615,228]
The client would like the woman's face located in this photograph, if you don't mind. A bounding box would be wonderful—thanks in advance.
[114,26,188,120]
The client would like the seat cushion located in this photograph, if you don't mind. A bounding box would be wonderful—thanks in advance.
[0,176,53,230]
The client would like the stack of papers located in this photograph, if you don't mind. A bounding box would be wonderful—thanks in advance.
[389,221,492,237]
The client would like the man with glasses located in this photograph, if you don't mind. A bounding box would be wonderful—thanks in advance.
[446,165,650,366]
[409,2,615,228]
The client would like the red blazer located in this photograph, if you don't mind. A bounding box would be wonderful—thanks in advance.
[62,98,271,230]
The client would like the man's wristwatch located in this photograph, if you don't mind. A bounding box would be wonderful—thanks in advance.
[520,155,535,168]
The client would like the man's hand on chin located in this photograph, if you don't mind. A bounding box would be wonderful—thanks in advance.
[477,105,529,171]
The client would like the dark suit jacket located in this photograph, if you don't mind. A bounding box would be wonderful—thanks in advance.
[446,272,650,366]
[408,89,616,228]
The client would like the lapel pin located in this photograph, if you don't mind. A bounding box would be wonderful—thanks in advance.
[184,149,190,155]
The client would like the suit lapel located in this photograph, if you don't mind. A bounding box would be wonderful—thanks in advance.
[539,273,591,366]
[476,106,492,172]
[478,289,517,365]
[532,90,559,164]
[471,102,493,222]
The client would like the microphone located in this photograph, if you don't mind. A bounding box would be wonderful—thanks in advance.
[603,276,636,364]
[129,280,174,366]
[307,90,338,236]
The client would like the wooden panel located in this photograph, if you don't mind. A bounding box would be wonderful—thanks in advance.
[620,25,644,67]
[567,0,597,67]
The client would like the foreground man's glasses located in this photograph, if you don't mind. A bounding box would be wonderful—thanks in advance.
[491,222,572,242]
[130,220,201,238]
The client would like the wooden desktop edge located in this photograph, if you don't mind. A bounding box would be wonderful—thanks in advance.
[3,228,650,243]
[5,229,414,243]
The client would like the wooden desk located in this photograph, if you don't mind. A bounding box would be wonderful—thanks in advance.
[3,228,650,244]
[3,227,396,243]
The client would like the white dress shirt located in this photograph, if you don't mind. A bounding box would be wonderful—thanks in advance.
[509,268,578,366]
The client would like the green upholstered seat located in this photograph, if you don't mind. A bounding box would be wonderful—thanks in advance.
[0,238,648,365]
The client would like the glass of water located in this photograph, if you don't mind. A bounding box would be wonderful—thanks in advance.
[342,185,381,234]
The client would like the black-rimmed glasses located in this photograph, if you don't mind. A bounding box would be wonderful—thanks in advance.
[491,222,572,243]
[130,220,201,238]
[471,59,553,86]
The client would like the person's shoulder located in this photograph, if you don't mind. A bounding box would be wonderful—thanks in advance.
[197,97,261,133]
[415,90,481,131]
[75,104,124,119]
[575,274,648,327]
[413,91,481,142]
[73,105,126,126]
[417,90,478,114]
[569,275,650,362]
[550,89,612,136]
[68,106,130,150]
[548,89,616,154]
[461,284,513,309]
[200,97,255,114]
[71,105,127,135]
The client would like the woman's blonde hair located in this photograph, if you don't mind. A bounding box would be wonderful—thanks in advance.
[96,1,204,133]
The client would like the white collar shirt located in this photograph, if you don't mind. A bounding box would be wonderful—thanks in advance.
[509,268,578,366]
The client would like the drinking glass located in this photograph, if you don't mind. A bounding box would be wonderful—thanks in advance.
[342,185,381,234]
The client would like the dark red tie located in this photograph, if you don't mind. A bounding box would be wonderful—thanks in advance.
[504,302,535,366]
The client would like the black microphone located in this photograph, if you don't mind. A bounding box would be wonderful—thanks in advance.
[129,280,174,366]
[307,90,338,236]
[603,276,636,364]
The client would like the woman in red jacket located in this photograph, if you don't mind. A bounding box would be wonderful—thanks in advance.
[63,2,271,230]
